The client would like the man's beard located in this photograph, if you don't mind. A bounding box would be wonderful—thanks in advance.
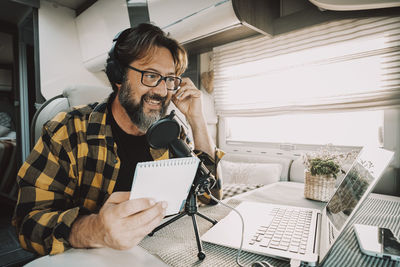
[118,80,169,133]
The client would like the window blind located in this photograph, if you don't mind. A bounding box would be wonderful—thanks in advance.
[213,15,400,116]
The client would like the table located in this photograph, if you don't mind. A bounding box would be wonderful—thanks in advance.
[25,245,168,267]
[139,182,400,267]
[25,182,400,267]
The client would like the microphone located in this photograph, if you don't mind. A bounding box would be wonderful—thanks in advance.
[146,110,216,194]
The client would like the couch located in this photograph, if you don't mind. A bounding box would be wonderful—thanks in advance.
[220,152,399,198]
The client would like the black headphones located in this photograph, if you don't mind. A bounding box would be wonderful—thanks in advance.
[106,28,132,85]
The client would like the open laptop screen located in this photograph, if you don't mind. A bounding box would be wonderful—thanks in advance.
[326,160,375,230]
[319,147,394,263]
[326,147,393,231]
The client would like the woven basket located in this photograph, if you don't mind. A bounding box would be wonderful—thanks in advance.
[304,171,336,202]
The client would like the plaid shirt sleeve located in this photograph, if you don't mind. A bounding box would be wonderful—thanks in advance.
[12,112,85,256]
[195,148,225,205]
[178,125,225,205]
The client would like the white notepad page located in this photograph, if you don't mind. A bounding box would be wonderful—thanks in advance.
[129,157,200,215]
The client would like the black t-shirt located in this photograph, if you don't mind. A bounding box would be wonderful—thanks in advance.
[108,102,153,192]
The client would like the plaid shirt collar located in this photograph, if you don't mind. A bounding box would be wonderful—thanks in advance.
[87,94,169,161]
[86,99,114,145]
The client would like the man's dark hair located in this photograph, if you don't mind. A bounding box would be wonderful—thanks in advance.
[105,23,188,92]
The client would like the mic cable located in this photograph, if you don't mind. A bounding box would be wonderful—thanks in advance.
[206,189,274,267]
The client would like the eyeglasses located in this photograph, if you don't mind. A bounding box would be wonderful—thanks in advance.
[126,65,182,91]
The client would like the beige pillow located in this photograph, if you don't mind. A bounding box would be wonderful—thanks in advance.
[0,125,10,137]
[289,157,306,183]
[220,160,283,185]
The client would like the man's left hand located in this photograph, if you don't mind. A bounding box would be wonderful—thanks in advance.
[172,78,203,123]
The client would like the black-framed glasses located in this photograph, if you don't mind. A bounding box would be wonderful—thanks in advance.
[127,65,182,91]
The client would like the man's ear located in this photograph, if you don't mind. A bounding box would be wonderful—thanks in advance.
[116,83,121,92]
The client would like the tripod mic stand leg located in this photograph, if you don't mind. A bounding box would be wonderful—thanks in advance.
[146,192,217,260]
[195,212,218,225]
[149,212,187,236]
[190,214,206,260]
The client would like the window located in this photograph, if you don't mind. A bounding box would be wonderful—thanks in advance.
[225,110,383,147]
[213,15,400,149]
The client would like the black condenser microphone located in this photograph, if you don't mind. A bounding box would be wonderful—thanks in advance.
[146,111,216,194]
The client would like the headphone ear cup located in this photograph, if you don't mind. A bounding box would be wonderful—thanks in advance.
[106,59,124,85]
[106,28,131,86]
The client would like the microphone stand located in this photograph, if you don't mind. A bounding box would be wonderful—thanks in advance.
[146,111,219,260]
[148,162,218,260]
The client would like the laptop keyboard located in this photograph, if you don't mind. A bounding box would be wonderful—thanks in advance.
[248,207,313,254]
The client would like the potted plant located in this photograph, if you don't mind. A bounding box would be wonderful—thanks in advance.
[308,158,341,178]
[302,146,357,202]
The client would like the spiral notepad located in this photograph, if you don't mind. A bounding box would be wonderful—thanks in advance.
[129,157,200,215]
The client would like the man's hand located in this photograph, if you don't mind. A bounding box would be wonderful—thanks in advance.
[98,192,167,249]
[69,192,167,250]
[171,77,215,157]
[172,78,203,123]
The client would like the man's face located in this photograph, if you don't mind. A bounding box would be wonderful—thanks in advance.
[118,46,175,132]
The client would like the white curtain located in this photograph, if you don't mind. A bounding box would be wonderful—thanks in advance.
[213,15,400,117]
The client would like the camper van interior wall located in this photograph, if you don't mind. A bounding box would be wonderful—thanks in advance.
[201,70,214,94]
[148,0,279,53]
[75,0,131,72]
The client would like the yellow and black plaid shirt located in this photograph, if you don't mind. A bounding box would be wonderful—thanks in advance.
[12,97,223,256]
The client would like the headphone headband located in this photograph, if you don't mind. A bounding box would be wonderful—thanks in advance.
[107,28,132,85]
[109,28,131,61]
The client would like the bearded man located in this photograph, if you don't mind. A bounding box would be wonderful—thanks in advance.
[13,23,223,256]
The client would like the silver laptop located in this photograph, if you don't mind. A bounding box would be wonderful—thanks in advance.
[201,147,394,266]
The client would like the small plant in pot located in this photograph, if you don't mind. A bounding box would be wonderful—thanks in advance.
[302,146,357,202]
[308,157,341,178]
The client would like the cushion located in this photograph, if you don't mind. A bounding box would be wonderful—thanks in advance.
[221,153,292,181]
[220,160,283,185]
[0,112,11,128]
[0,125,10,137]
[222,184,264,200]
[63,85,112,107]
[289,156,306,183]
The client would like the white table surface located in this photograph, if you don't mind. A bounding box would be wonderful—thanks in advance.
[24,182,400,267]
[25,245,168,267]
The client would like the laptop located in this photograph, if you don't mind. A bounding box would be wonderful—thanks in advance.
[201,147,394,266]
